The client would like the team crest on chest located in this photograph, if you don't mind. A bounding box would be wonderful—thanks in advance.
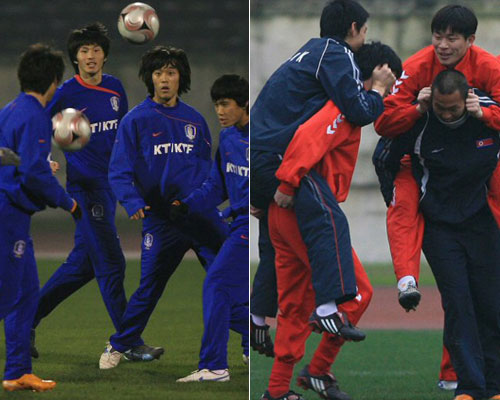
[13,240,26,258]
[110,96,120,112]
[144,233,154,250]
[184,124,197,141]
[91,204,104,219]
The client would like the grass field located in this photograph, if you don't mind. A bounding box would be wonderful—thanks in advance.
[250,262,451,400]
[0,258,248,400]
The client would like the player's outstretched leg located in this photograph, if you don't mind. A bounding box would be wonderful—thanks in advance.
[251,317,275,357]
[2,374,56,392]
[296,364,351,400]
[309,311,365,341]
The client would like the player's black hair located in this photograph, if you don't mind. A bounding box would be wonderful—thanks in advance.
[431,5,477,38]
[67,22,110,73]
[320,0,369,39]
[18,43,64,94]
[432,70,469,101]
[139,45,191,97]
[210,74,249,110]
[355,41,402,80]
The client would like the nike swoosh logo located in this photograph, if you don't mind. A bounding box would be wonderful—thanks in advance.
[152,131,163,137]
[431,148,444,153]
[39,139,46,143]
[240,235,248,240]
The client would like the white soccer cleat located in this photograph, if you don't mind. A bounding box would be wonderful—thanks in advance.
[99,342,122,370]
[437,380,458,391]
[176,369,230,382]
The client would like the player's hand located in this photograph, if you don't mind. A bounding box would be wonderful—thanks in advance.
[49,160,60,175]
[416,87,432,114]
[371,64,396,97]
[70,199,82,220]
[466,89,483,119]
[169,200,189,221]
[250,205,265,219]
[274,188,294,209]
[130,205,151,220]
[0,147,21,167]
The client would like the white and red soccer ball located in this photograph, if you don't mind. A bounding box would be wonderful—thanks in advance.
[118,2,160,44]
[52,108,92,151]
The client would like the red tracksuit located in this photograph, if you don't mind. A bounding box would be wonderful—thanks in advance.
[267,101,373,397]
[375,45,500,383]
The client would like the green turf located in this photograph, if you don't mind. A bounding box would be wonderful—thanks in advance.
[0,259,248,399]
[250,330,451,400]
[251,262,439,287]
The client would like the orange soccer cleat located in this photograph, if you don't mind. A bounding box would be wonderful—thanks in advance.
[2,373,56,392]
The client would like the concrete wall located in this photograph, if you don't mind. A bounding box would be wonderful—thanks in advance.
[250,0,500,263]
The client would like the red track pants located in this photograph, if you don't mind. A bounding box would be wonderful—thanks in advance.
[267,203,373,397]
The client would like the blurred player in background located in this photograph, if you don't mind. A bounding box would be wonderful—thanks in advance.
[30,23,130,359]
[100,45,228,370]
[174,74,249,383]
[373,4,500,391]
[260,42,400,400]
[0,43,81,392]
[250,0,394,358]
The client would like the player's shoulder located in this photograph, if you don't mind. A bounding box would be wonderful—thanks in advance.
[404,45,435,70]
[101,74,126,93]
[468,46,500,70]
[176,100,207,124]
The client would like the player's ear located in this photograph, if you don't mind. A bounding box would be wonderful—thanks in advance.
[467,34,475,47]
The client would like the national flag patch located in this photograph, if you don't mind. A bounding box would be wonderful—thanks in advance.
[476,138,494,148]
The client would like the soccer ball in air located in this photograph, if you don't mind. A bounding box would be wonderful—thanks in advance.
[118,2,160,44]
[52,108,92,151]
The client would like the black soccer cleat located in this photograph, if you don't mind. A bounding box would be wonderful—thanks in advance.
[309,311,365,341]
[30,329,39,359]
[251,319,275,357]
[297,364,351,400]
[261,390,305,400]
[398,282,421,312]
[123,344,164,361]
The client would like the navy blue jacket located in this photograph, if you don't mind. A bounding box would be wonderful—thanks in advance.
[184,123,249,225]
[373,90,500,224]
[251,37,383,154]
[47,74,128,192]
[109,97,212,217]
[0,93,74,213]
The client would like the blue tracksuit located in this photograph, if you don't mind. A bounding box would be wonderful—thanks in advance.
[33,74,129,332]
[108,97,228,352]
[184,123,249,369]
[374,92,500,399]
[0,93,74,380]
[251,37,384,312]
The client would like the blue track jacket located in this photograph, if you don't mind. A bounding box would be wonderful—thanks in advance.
[0,93,74,213]
[184,123,249,222]
[109,97,212,217]
[47,74,128,191]
[251,36,383,154]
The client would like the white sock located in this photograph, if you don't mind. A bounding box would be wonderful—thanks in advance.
[316,301,338,317]
[397,275,416,291]
[251,313,266,326]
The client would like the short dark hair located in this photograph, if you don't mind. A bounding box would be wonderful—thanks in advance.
[210,74,248,109]
[320,0,369,39]
[432,69,469,101]
[355,41,402,80]
[18,43,65,94]
[67,22,110,73]
[431,5,477,38]
[139,45,191,97]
